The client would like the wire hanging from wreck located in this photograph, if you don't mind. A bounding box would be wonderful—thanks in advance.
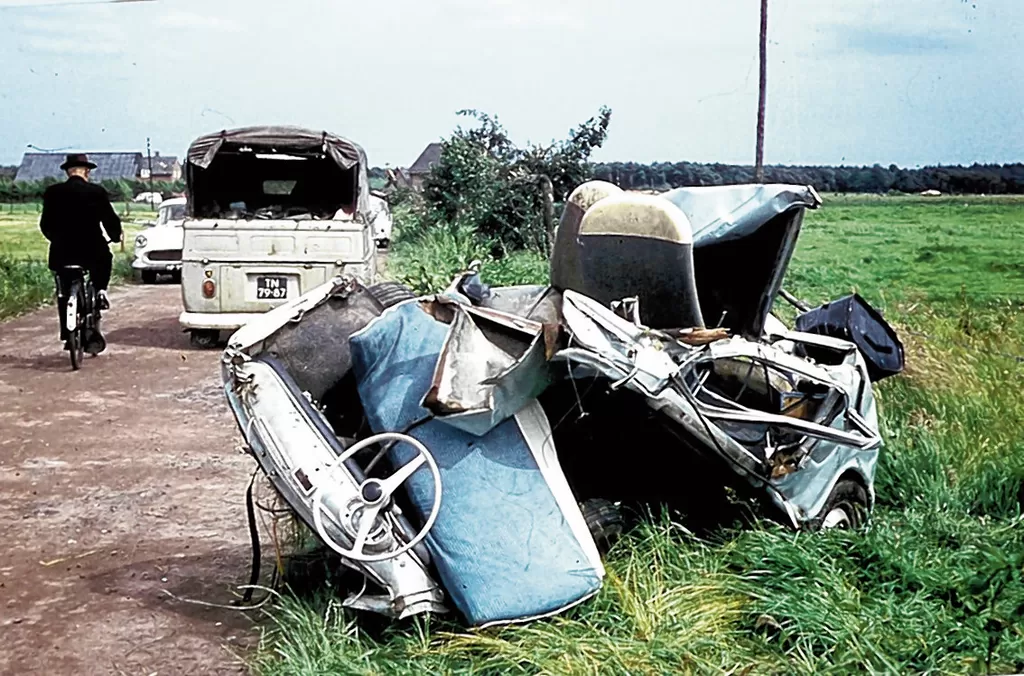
[159,468,280,612]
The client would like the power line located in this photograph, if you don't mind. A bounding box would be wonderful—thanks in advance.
[0,0,154,9]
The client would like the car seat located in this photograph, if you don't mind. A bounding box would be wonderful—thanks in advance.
[550,180,622,292]
[575,193,704,330]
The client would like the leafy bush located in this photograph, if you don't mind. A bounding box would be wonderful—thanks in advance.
[415,107,611,253]
[386,106,611,300]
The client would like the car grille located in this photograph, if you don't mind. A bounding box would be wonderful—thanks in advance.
[148,249,182,261]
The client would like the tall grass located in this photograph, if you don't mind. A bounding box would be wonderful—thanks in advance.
[0,252,136,318]
[389,217,548,294]
[0,200,143,318]
[0,256,56,319]
[251,197,1024,675]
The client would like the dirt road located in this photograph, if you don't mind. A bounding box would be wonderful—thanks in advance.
[0,284,262,675]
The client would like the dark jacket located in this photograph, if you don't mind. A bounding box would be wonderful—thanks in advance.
[39,176,123,270]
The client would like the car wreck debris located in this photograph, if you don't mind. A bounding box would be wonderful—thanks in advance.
[220,182,904,627]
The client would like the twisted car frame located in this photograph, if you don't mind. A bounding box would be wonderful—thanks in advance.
[220,182,904,626]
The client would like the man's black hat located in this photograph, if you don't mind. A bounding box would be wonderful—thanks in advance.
[60,153,97,171]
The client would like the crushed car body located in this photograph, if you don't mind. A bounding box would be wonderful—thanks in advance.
[220,182,905,625]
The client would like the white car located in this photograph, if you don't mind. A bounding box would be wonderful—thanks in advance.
[133,191,164,206]
[368,191,393,248]
[132,197,186,283]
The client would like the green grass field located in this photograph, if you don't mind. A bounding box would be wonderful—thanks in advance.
[0,202,148,318]
[249,194,1024,675]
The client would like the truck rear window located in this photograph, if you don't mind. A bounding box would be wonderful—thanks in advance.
[264,180,297,195]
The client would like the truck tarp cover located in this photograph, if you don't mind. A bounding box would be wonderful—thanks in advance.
[185,126,370,213]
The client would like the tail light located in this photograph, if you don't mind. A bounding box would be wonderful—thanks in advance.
[201,279,216,298]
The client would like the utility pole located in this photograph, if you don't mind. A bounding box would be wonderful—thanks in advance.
[755,0,768,184]
[146,137,154,196]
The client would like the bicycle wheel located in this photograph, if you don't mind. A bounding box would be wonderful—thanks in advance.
[83,279,106,356]
[67,279,85,370]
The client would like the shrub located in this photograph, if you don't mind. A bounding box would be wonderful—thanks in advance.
[418,107,611,254]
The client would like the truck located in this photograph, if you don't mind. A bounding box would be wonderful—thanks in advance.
[178,126,378,347]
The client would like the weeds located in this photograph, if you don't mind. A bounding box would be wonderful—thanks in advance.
[0,256,55,319]
[0,252,135,318]
[389,216,548,295]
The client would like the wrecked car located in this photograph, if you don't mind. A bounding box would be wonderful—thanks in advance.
[179,126,378,348]
[220,182,904,626]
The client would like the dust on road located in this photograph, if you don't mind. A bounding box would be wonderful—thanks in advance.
[0,283,262,675]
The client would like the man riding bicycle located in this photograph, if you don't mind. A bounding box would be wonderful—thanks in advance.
[39,153,122,352]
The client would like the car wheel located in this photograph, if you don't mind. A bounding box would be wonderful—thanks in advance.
[141,270,158,284]
[368,281,416,309]
[813,479,869,530]
[580,498,625,554]
[189,329,219,349]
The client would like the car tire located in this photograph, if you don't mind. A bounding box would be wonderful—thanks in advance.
[189,329,220,349]
[141,270,158,284]
[812,479,869,530]
[368,281,416,309]
[580,498,625,554]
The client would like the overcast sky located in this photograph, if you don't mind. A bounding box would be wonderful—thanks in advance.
[0,0,1020,168]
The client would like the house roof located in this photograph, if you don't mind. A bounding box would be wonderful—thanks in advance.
[408,142,442,175]
[15,152,143,182]
[149,156,180,175]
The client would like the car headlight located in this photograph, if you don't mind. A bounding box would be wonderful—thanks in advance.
[135,235,147,249]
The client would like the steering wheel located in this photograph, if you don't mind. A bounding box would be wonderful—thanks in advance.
[311,432,442,563]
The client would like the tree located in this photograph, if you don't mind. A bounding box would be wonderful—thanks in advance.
[421,107,612,252]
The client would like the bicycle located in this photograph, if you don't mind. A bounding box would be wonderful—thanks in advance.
[56,265,105,370]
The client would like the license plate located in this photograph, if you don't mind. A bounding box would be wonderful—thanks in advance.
[256,276,288,300]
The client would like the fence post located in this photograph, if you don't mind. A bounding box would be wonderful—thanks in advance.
[536,174,555,257]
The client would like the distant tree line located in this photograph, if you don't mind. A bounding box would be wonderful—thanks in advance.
[5,160,1024,202]
[0,176,186,203]
[588,161,1024,194]
[368,160,1024,195]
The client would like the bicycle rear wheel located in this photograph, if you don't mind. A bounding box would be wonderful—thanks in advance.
[67,279,85,370]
